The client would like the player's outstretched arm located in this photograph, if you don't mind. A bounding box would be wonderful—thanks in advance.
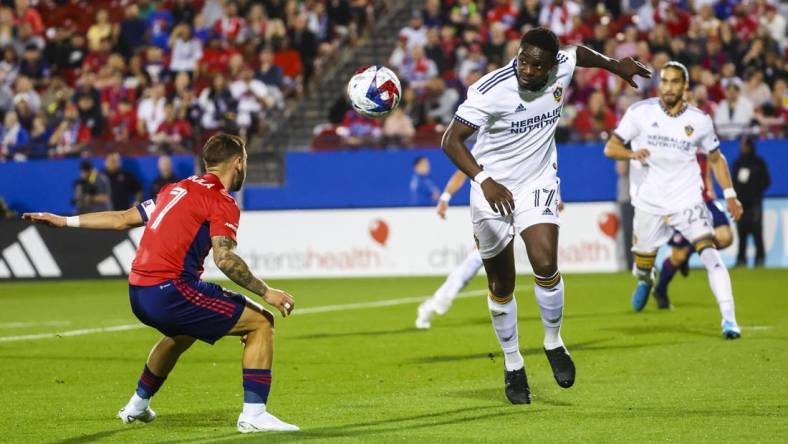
[437,169,468,219]
[22,207,144,230]
[574,45,651,88]
[211,236,294,317]
[708,149,744,221]
[603,134,650,161]
[442,120,514,215]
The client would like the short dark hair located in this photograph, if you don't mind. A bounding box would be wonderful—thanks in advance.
[79,160,93,172]
[203,133,245,167]
[413,156,427,166]
[520,27,560,60]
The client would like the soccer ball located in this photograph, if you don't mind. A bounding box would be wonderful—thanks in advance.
[347,65,402,118]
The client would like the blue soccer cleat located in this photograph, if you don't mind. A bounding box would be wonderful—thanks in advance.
[631,281,652,312]
[722,320,741,340]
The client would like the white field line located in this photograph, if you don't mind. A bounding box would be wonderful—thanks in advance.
[0,320,71,329]
[0,289,489,343]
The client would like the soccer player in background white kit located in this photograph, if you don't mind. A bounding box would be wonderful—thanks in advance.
[604,61,744,339]
[441,27,651,404]
[415,170,484,330]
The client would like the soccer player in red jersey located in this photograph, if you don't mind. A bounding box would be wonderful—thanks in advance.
[23,134,299,433]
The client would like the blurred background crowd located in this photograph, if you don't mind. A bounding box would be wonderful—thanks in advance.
[316,0,786,149]
[0,0,378,161]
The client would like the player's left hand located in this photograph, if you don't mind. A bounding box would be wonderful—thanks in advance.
[727,198,743,222]
[616,57,652,88]
[22,212,66,227]
[436,200,449,219]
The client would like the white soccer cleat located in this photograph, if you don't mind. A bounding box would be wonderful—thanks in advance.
[237,411,300,433]
[415,301,435,329]
[117,405,156,424]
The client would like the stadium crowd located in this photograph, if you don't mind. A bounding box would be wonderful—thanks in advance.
[321,0,786,149]
[0,0,377,161]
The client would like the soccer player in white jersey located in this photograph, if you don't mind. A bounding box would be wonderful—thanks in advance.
[441,27,651,404]
[604,61,744,339]
[416,170,484,329]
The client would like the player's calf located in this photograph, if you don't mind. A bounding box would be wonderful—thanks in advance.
[694,238,740,339]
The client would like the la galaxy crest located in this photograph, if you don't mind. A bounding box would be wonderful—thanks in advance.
[553,86,563,103]
[684,125,694,136]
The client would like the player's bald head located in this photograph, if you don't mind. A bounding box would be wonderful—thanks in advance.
[203,133,246,168]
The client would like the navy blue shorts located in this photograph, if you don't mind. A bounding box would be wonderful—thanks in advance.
[668,201,729,248]
[129,279,247,344]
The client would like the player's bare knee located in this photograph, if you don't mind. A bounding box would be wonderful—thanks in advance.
[715,228,733,249]
[489,279,515,301]
[531,261,557,279]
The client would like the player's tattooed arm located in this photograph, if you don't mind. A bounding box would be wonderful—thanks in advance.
[211,236,296,317]
[22,206,144,230]
[574,45,651,88]
[211,236,269,297]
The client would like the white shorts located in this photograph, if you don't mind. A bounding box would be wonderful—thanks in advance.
[632,202,714,254]
[470,179,560,259]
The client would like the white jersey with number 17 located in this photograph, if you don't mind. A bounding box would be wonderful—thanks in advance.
[453,47,577,191]
[614,98,720,216]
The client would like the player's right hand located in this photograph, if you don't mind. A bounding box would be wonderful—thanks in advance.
[481,178,514,216]
[263,288,295,317]
[21,212,66,227]
[630,149,650,161]
[436,200,449,219]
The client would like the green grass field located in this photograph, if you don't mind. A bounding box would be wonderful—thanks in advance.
[1,269,787,443]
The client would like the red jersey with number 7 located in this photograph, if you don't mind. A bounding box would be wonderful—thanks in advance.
[129,173,240,286]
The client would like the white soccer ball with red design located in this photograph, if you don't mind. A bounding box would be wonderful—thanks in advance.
[347,65,402,118]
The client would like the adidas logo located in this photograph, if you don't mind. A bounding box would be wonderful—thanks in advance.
[651,122,658,128]
[542,208,554,216]
[0,226,61,279]
[515,103,526,112]
[97,227,145,276]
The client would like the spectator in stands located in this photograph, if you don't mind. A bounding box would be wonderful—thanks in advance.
[0,110,28,161]
[540,0,581,40]
[14,0,43,37]
[457,43,487,82]
[256,46,285,90]
[104,152,142,211]
[409,156,438,206]
[214,0,245,43]
[231,67,279,137]
[198,73,238,133]
[689,84,716,116]
[76,92,105,138]
[401,46,438,97]
[25,114,50,159]
[484,22,508,68]
[424,77,459,127]
[137,83,167,138]
[289,14,318,85]
[13,75,39,113]
[51,103,90,157]
[742,68,772,110]
[110,97,139,143]
[18,43,48,87]
[714,78,754,140]
[575,92,617,141]
[169,23,203,77]
[172,0,197,27]
[72,160,111,214]
[118,4,147,58]
[0,8,15,49]
[87,9,114,52]
[0,46,19,88]
[400,11,428,51]
[383,106,415,147]
[152,101,192,153]
[150,154,180,198]
[336,109,381,148]
[732,136,770,267]
[148,0,175,50]
[0,79,13,116]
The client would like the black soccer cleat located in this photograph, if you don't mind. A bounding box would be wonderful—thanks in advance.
[544,346,575,388]
[652,287,672,310]
[504,367,531,404]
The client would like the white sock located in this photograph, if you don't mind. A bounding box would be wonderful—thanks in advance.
[534,271,565,350]
[432,249,484,314]
[488,295,523,371]
[242,402,266,417]
[128,392,149,411]
[699,248,737,323]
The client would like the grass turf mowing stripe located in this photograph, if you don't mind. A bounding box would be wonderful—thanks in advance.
[0,289,491,342]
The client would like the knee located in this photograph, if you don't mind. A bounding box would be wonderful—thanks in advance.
[530,258,557,278]
[671,247,689,265]
[488,277,515,299]
[715,229,733,249]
